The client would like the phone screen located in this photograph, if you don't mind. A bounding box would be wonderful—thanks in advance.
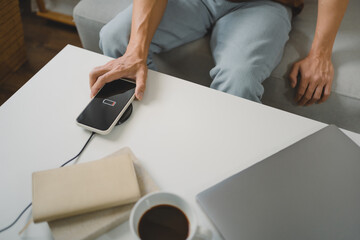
[77,79,136,132]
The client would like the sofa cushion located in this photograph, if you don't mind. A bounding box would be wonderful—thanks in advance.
[74,0,130,24]
[31,0,80,16]
[73,0,132,53]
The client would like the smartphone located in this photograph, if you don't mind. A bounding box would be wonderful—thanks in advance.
[76,78,136,135]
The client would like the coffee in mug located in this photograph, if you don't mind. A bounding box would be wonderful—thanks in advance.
[130,191,212,240]
[138,204,189,240]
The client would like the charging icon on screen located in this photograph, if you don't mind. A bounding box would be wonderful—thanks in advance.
[103,99,116,107]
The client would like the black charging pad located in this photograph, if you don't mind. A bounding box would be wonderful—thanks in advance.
[116,104,133,126]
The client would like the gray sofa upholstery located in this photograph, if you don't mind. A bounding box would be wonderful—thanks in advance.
[74,0,360,133]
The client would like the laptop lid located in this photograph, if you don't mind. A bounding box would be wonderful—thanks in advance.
[197,125,360,240]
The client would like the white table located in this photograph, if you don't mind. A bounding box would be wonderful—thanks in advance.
[1,45,359,240]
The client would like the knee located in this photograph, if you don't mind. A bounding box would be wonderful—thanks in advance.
[210,65,265,102]
[99,23,130,58]
[99,11,131,58]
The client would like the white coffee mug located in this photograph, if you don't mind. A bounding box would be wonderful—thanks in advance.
[129,191,212,240]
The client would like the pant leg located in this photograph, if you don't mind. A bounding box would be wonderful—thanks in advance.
[99,5,132,59]
[209,1,292,102]
[99,0,213,69]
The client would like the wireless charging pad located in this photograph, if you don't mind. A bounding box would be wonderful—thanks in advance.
[116,104,133,126]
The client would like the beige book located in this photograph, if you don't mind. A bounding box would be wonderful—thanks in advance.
[32,148,141,223]
[48,148,159,240]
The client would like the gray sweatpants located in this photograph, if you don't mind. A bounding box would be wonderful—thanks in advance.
[99,0,292,102]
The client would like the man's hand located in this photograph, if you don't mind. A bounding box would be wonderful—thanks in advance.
[289,52,334,106]
[89,53,148,100]
[89,0,168,100]
[288,0,348,106]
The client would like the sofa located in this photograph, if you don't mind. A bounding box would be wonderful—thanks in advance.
[73,0,360,133]
[31,0,79,16]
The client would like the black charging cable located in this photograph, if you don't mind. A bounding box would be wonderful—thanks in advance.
[0,132,95,234]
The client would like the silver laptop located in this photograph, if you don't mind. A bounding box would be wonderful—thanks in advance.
[197,125,360,240]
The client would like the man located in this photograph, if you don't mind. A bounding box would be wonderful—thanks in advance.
[89,0,348,106]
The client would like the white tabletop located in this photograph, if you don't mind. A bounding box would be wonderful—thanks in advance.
[1,45,359,240]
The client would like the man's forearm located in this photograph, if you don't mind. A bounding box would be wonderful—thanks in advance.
[127,0,168,60]
[310,0,348,58]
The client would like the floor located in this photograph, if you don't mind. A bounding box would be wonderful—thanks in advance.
[0,1,82,106]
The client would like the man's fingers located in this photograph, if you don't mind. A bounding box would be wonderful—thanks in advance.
[295,84,307,102]
[298,83,316,106]
[318,84,331,103]
[306,86,323,106]
[90,70,120,97]
[295,76,308,103]
[89,67,109,88]
[89,57,149,99]
[289,63,300,88]
[135,70,147,100]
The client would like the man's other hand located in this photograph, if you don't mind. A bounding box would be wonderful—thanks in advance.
[289,52,334,106]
